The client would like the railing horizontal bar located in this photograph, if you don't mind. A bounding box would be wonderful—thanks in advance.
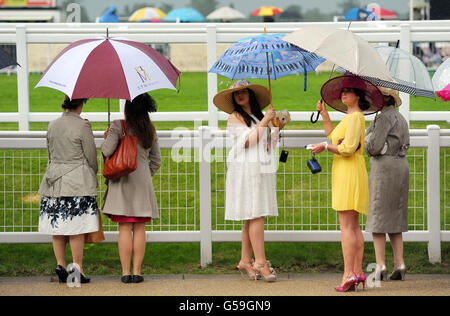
[0,231,438,244]
[212,231,433,242]
[1,112,450,123]
[0,232,201,244]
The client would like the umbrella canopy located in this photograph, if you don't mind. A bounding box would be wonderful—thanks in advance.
[129,7,166,22]
[432,58,450,91]
[344,8,376,21]
[209,32,325,111]
[210,33,324,81]
[251,6,283,16]
[0,47,19,70]
[163,8,205,22]
[282,26,398,92]
[36,37,181,101]
[100,5,120,23]
[437,83,450,101]
[370,7,398,19]
[374,45,435,98]
[206,6,246,20]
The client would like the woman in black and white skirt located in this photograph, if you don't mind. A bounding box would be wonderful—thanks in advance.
[38,96,100,284]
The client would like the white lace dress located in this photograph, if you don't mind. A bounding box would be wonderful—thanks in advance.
[225,114,279,221]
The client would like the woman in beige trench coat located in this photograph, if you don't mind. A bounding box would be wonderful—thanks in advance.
[102,93,161,284]
[38,96,99,284]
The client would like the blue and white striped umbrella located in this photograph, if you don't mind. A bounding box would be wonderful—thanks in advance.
[209,33,325,91]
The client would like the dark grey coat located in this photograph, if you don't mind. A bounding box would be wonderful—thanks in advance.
[365,106,410,233]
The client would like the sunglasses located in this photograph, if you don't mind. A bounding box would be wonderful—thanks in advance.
[233,89,249,96]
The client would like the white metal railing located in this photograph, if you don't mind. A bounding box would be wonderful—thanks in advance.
[0,126,448,266]
[1,21,450,130]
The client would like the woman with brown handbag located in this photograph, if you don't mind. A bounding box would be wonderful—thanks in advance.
[102,93,161,284]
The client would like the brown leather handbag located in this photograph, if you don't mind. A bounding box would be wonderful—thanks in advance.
[103,120,138,180]
[85,212,105,243]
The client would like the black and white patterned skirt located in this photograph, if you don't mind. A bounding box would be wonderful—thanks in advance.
[39,196,99,236]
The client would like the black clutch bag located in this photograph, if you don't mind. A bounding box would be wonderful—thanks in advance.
[307,155,322,174]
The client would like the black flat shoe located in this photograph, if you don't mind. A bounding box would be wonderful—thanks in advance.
[132,275,144,283]
[121,275,133,284]
[55,265,68,283]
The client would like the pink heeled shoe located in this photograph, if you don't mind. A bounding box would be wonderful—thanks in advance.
[355,272,367,291]
[335,276,358,292]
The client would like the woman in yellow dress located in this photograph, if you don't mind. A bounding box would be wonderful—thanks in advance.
[311,75,383,292]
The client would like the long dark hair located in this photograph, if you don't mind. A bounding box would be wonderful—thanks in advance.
[232,88,264,127]
[124,93,157,149]
[353,88,370,111]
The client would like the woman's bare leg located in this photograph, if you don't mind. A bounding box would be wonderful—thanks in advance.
[118,223,133,276]
[53,235,68,268]
[132,222,147,276]
[69,234,86,275]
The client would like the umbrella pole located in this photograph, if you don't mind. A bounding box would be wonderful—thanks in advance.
[266,51,273,109]
[108,98,111,128]
[264,25,274,110]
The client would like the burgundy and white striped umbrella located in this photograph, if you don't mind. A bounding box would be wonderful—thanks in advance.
[36,37,181,101]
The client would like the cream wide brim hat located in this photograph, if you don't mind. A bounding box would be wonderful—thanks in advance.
[213,80,271,114]
[378,87,402,107]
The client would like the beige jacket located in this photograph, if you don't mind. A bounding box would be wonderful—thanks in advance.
[101,120,161,218]
[38,112,98,197]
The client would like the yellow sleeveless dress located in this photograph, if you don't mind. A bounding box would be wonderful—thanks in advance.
[328,112,369,215]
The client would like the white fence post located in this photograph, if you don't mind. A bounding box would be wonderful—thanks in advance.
[207,24,218,129]
[199,126,212,267]
[427,125,441,263]
[16,25,30,131]
[399,24,411,126]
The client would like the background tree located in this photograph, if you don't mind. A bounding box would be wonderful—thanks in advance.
[189,0,219,17]
[338,0,361,15]
[279,5,303,22]
[159,3,173,14]
[302,8,334,22]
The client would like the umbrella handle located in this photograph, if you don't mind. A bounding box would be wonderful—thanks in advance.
[311,111,320,124]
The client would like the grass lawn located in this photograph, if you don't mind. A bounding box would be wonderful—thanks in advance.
[0,72,449,131]
[0,72,449,276]
[0,242,448,277]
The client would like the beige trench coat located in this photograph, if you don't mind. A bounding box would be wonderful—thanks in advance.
[101,120,161,218]
[38,112,98,197]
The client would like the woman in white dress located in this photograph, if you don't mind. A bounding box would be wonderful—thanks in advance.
[213,80,284,282]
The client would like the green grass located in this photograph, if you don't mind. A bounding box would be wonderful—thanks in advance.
[0,242,448,277]
[0,72,449,130]
[0,72,449,276]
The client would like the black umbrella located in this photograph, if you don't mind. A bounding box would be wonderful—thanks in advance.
[0,47,19,70]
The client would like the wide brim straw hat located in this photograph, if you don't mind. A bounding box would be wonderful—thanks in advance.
[378,86,402,107]
[213,80,271,114]
[320,75,384,115]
